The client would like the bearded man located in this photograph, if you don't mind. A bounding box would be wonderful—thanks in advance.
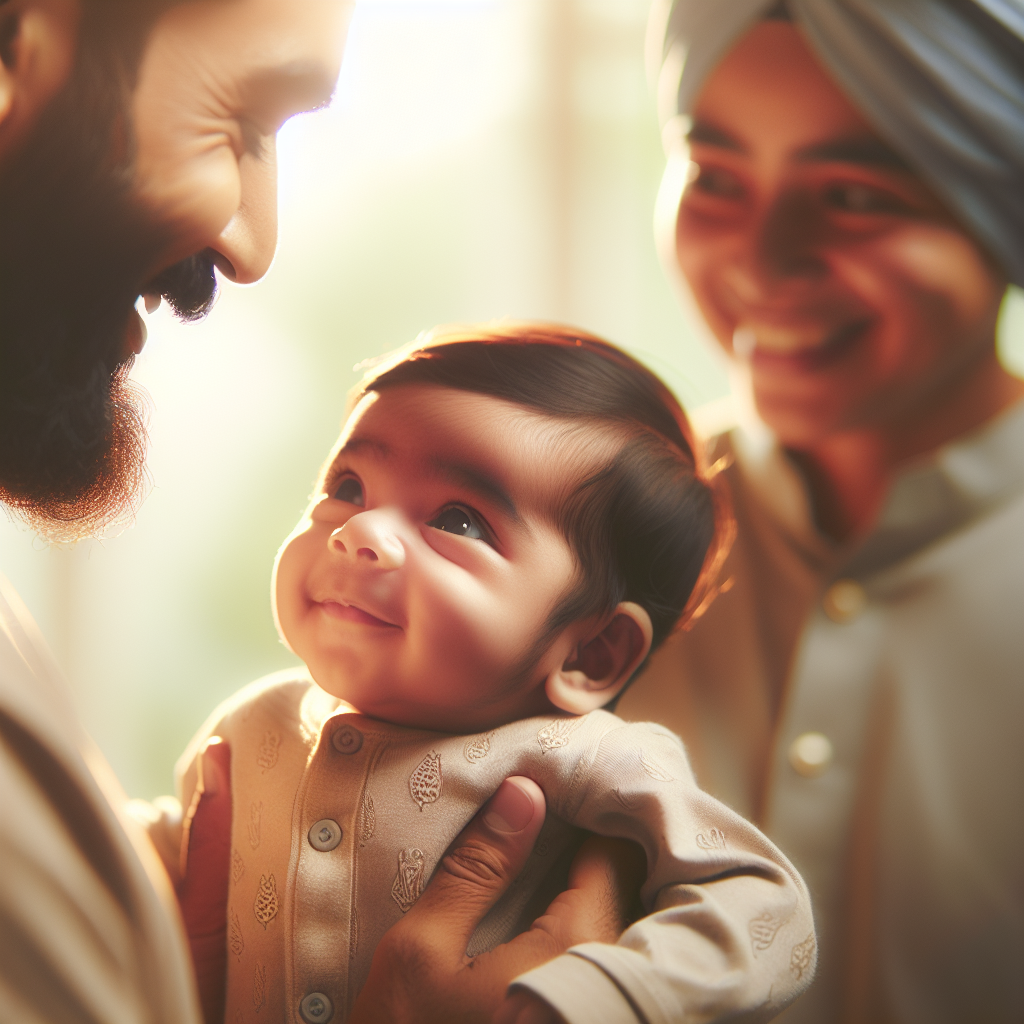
[0,5,647,1022]
[0,0,349,543]
[0,2,352,1017]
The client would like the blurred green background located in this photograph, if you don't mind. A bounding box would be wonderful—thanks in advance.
[1,0,1021,799]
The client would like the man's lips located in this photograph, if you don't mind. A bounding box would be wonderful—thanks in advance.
[125,309,147,357]
[317,599,399,628]
[123,294,165,360]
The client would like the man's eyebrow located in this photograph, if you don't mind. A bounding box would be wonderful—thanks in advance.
[687,119,747,153]
[430,458,521,525]
[796,135,912,169]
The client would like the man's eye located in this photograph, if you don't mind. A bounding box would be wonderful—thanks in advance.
[691,165,745,200]
[427,506,484,540]
[333,477,365,506]
[824,182,908,215]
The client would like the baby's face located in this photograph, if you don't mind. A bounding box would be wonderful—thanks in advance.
[273,384,614,732]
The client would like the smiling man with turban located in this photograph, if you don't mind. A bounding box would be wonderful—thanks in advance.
[619,1,1024,1022]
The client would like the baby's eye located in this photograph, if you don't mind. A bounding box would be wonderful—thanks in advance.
[427,506,484,540]
[333,477,365,506]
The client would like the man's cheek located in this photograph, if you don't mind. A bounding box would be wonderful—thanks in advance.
[866,228,1002,325]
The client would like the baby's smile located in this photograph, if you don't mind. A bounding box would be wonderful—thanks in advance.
[272,382,589,733]
[317,598,399,629]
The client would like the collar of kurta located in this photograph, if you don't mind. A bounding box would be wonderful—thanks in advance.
[730,398,1024,578]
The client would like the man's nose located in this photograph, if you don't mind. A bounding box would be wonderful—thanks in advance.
[723,192,826,303]
[328,509,406,571]
[209,141,279,284]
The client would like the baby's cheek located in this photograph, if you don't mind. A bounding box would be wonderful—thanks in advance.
[271,533,312,651]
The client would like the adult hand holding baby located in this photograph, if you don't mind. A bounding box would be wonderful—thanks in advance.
[349,776,645,1024]
[180,767,644,1024]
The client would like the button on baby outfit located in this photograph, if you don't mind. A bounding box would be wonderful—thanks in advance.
[308,819,342,852]
[332,725,363,754]
[299,991,333,1023]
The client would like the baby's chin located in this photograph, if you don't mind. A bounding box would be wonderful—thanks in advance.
[308,672,535,736]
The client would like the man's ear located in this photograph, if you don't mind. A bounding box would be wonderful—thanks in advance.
[545,602,653,716]
[0,0,78,154]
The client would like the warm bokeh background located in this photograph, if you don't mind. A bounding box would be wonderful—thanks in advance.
[2,0,1022,798]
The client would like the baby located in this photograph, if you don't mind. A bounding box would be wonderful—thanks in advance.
[163,323,815,1024]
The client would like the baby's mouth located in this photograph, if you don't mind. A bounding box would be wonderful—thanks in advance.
[319,599,399,629]
[733,319,871,371]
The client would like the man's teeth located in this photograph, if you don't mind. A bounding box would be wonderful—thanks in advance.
[143,293,162,314]
[732,325,833,356]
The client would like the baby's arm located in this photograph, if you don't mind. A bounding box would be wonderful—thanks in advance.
[512,717,815,1023]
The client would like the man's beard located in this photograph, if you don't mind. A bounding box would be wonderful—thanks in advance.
[0,42,218,542]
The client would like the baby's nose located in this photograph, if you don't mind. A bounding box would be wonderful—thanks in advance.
[328,510,405,570]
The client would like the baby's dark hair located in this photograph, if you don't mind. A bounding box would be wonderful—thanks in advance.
[357,322,731,662]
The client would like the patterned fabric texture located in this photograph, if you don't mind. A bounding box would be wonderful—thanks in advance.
[163,672,817,1024]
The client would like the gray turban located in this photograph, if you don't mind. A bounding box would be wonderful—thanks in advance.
[655,0,1024,287]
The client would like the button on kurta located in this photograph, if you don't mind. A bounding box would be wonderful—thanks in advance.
[299,992,333,1023]
[789,732,833,778]
[308,819,342,852]
[823,578,867,623]
[332,724,363,754]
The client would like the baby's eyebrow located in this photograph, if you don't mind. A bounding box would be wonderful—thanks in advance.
[430,457,521,525]
[335,436,391,461]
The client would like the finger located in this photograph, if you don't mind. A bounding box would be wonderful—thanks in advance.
[177,738,232,1024]
[531,834,646,947]
[493,990,565,1024]
[566,834,647,933]
[403,776,546,956]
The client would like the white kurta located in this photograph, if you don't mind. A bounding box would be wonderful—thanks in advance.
[0,575,201,1024]
[619,401,1024,1023]
[169,672,816,1024]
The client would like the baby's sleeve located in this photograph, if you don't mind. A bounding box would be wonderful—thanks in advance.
[512,717,815,1023]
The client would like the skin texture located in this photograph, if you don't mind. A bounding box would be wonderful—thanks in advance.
[273,384,652,733]
[132,0,350,287]
[674,22,1024,539]
[0,0,351,539]
[0,0,79,155]
[0,0,349,349]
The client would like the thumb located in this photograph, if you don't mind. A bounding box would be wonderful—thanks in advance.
[177,737,232,1024]
[403,776,546,958]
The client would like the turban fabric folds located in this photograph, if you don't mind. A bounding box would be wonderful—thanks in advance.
[654,0,1024,287]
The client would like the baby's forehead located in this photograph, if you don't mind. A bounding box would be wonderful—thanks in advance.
[330,384,623,508]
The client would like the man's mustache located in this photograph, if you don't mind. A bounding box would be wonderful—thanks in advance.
[148,251,219,322]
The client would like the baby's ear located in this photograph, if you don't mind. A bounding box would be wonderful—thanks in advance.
[545,602,653,715]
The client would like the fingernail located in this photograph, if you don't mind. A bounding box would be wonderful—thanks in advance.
[483,778,535,833]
